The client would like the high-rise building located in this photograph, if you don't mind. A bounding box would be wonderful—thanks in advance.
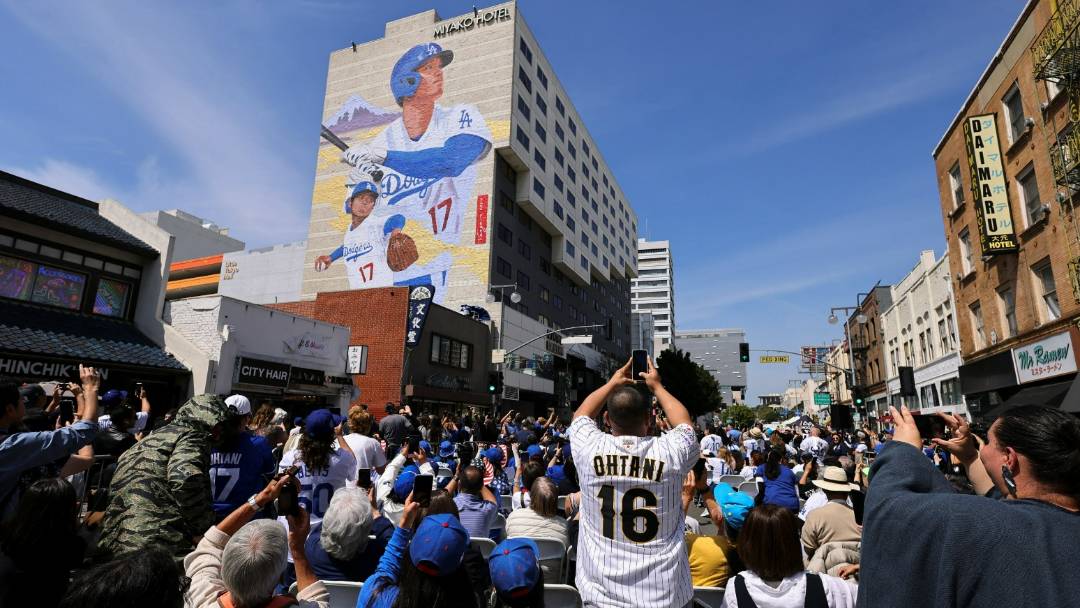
[932,0,1080,416]
[300,3,638,411]
[673,328,746,405]
[632,239,674,353]
[630,311,655,359]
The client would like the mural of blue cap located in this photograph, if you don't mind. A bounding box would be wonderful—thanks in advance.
[391,43,453,105]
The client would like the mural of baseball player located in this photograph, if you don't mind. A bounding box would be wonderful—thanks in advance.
[314,181,418,288]
[338,42,492,291]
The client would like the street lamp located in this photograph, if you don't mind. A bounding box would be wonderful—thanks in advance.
[827,305,864,412]
[490,283,521,412]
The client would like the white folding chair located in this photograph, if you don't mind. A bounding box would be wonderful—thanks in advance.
[563,544,577,584]
[718,474,747,487]
[470,536,497,559]
[739,481,759,497]
[545,584,582,608]
[490,513,507,541]
[532,538,567,584]
[499,494,514,511]
[693,586,726,608]
[322,580,363,608]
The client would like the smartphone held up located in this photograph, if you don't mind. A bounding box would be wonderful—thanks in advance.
[632,350,649,382]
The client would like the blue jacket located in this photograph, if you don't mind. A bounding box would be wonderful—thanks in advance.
[858,441,1080,607]
[357,526,412,608]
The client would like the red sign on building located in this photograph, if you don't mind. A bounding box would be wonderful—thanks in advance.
[474,194,489,245]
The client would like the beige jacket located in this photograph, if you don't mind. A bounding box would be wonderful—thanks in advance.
[184,526,330,608]
[806,540,861,578]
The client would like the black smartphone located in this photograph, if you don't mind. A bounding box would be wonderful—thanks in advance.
[632,349,649,382]
[413,474,433,508]
[59,399,75,425]
[276,466,301,517]
[850,490,866,525]
[913,415,949,441]
[357,467,372,489]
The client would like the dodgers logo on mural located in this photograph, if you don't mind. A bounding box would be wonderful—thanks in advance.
[313,41,493,302]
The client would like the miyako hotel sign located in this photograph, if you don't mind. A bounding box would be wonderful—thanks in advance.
[963,114,1018,254]
[434,7,511,38]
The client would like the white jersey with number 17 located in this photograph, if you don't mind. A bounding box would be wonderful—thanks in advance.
[569,416,697,608]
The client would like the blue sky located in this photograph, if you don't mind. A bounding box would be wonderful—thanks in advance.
[0,1,1023,400]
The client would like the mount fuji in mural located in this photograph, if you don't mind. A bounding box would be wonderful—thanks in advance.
[326,95,399,134]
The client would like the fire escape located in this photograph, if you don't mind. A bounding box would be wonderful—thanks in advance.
[1031,0,1080,303]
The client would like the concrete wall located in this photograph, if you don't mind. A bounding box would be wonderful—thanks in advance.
[218,241,306,305]
[674,329,747,404]
[143,210,245,263]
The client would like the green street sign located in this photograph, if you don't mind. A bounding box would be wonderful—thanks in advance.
[813,392,832,406]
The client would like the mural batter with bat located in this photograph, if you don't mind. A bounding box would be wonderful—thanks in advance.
[319,41,492,294]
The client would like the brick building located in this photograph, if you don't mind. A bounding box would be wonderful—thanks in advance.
[272,288,491,420]
[844,285,893,422]
[932,0,1080,415]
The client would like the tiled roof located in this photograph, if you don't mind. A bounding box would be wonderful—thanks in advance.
[0,300,187,371]
[0,170,158,257]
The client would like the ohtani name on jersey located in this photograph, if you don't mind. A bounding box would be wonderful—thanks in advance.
[592,454,666,482]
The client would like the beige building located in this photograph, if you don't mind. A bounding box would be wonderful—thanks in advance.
[932,0,1080,416]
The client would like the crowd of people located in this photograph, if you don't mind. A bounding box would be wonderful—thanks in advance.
[0,358,1078,607]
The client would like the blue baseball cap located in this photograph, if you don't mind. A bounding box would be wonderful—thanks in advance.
[489,538,540,598]
[526,445,542,460]
[101,389,128,406]
[393,470,417,502]
[713,483,754,530]
[343,180,380,214]
[546,465,566,486]
[438,440,455,458]
[304,409,343,439]
[419,440,432,456]
[410,514,468,576]
[483,446,503,466]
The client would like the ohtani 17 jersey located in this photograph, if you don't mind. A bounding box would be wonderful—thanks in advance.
[569,416,697,608]
[373,103,491,246]
[340,214,394,289]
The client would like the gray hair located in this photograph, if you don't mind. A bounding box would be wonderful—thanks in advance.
[320,487,373,560]
[221,519,288,607]
[271,407,289,425]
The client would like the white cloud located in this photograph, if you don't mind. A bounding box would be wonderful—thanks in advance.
[6,159,114,202]
[2,2,311,247]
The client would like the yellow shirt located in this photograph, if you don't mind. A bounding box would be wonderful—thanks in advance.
[685,533,735,587]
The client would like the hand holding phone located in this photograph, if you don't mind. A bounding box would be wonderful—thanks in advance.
[413,474,433,508]
[632,350,648,383]
[276,466,301,517]
[357,467,372,489]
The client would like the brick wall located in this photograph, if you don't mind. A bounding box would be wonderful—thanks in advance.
[272,288,409,421]
[163,297,224,358]
[933,0,1080,365]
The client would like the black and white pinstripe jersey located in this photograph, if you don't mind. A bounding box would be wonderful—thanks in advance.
[569,416,697,608]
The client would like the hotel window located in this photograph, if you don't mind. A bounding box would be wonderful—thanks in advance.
[554,175,563,192]
[1002,83,1026,144]
[535,65,548,89]
[567,142,576,158]
[583,141,590,157]
[568,119,577,135]
[519,37,532,63]
[532,178,545,200]
[540,257,550,275]
[1017,163,1043,227]
[567,192,576,207]
[948,163,964,210]
[540,286,550,302]
[516,126,530,150]
[555,96,565,115]
[1032,259,1061,321]
[567,166,575,183]
[567,217,576,232]
[516,95,530,120]
[970,302,986,350]
[517,270,531,291]
[998,285,1017,338]
[554,148,564,167]
[496,257,512,278]
[518,66,532,92]
[958,228,974,275]
[555,123,564,141]
[566,241,575,257]
[518,240,531,260]
[553,201,563,219]
[534,149,546,171]
[535,94,547,116]
[534,121,547,143]
[538,313,551,327]
[497,223,513,245]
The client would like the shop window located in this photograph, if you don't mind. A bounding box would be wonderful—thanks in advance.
[93,278,131,318]
[431,334,471,369]
[0,255,37,302]
[32,264,86,310]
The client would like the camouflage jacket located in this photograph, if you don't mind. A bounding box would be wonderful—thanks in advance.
[97,394,232,560]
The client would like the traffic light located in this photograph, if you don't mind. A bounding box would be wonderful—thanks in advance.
[852,386,865,407]
[488,371,504,395]
[739,342,750,363]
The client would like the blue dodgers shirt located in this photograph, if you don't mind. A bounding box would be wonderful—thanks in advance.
[210,432,276,516]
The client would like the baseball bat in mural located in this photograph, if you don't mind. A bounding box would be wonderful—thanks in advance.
[321,125,383,183]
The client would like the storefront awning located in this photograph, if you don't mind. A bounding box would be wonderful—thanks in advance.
[959,350,1016,396]
[980,374,1080,420]
[0,299,187,374]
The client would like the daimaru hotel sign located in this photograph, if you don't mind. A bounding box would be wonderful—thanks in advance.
[962,114,1018,254]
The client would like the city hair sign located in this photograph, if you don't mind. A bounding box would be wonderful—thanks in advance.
[1012,331,1077,384]
[963,114,1018,254]
[433,7,511,38]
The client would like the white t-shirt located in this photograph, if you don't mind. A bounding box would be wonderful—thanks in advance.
[569,416,697,608]
[699,433,724,456]
[340,215,394,289]
[343,433,388,472]
[723,571,857,608]
[705,457,732,485]
[97,411,149,434]
[801,436,830,465]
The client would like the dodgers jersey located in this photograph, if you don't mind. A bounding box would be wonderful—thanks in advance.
[373,103,491,247]
[340,215,394,289]
[278,446,357,526]
[569,416,697,608]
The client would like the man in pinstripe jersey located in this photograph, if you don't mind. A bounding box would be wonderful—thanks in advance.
[569,356,697,608]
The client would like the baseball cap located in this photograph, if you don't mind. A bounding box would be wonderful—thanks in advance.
[526,445,542,460]
[419,440,433,456]
[101,389,128,407]
[304,409,343,439]
[489,538,540,599]
[438,440,455,458]
[712,483,754,531]
[343,180,380,213]
[393,470,417,502]
[224,394,251,416]
[483,446,503,466]
[410,514,468,576]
